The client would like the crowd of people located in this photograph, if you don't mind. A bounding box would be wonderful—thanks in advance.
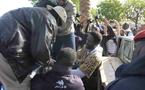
[0,0,145,90]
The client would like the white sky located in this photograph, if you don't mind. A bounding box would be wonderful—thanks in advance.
[90,0,101,8]
[0,0,32,16]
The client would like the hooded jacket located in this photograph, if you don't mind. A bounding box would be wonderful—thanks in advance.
[0,7,57,82]
[105,55,145,90]
[31,64,85,90]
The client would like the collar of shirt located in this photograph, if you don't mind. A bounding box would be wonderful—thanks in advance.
[86,45,99,54]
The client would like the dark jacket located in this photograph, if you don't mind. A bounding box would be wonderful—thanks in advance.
[105,55,145,90]
[0,7,57,82]
[31,64,85,90]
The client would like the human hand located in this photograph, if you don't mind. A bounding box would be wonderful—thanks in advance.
[47,58,56,66]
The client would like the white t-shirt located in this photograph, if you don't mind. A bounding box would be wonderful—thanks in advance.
[106,39,117,54]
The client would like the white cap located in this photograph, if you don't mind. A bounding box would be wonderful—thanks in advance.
[52,6,67,23]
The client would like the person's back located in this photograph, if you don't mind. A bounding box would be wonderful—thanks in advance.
[31,67,84,90]
[31,48,85,90]
[0,6,67,90]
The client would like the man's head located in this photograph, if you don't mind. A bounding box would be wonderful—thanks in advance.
[122,23,129,30]
[86,32,102,49]
[56,48,76,67]
[95,16,99,20]
[57,0,68,6]
[133,30,145,58]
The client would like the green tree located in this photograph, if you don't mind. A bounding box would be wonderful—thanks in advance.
[71,0,80,12]
[144,12,145,21]
[97,0,125,21]
[124,0,145,29]
[90,8,97,18]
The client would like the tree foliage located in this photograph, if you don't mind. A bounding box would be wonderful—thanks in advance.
[71,0,80,12]
[90,8,97,18]
[97,0,125,21]
[144,12,145,21]
[124,0,145,28]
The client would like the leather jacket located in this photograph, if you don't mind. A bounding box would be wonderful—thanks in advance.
[0,7,57,82]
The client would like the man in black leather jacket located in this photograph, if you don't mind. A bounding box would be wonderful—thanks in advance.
[0,6,67,90]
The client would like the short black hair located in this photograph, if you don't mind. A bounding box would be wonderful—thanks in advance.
[76,13,80,17]
[95,16,99,19]
[56,48,76,66]
[89,32,102,45]
[122,23,129,30]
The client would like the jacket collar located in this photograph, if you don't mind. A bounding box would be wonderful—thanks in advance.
[51,64,71,75]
